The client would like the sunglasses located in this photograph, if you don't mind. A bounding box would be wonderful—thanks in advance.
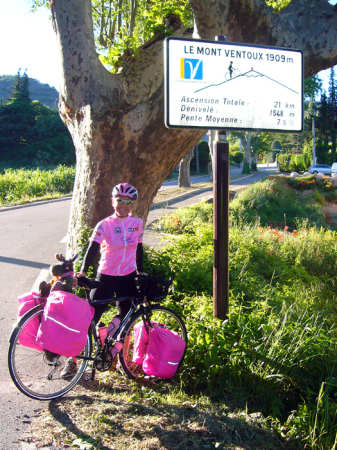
[115,198,133,205]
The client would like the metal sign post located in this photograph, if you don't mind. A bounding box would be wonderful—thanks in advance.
[213,130,229,319]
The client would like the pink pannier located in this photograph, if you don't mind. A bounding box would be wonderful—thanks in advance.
[36,291,94,358]
[17,291,44,318]
[132,321,163,364]
[142,327,186,379]
[17,292,45,351]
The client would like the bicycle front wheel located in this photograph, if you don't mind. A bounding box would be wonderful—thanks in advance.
[119,304,187,380]
[8,306,92,401]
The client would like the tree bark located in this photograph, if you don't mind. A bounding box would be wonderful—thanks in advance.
[50,0,337,254]
[51,0,205,254]
[190,0,337,77]
[241,132,252,174]
[178,148,194,187]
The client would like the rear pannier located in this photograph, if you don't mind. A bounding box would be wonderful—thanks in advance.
[36,291,94,357]
[17,292,45,351]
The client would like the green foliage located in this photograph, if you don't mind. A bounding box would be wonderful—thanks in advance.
[0,72,74,168]
[148,198,337,447]
[0,165,75,205]
[190,140,210,173]
[0,74,59,109]
[286,174,335,193]
[242,161,250,174]
[265,0,291,12]
[156,201,213,235]
[229,176,327,229]
[229,151,244,164]
[277,152,310,173]
[304,75,323,102]
[271,140,282,151]
[95,0,193,71]
[277,153,289,166]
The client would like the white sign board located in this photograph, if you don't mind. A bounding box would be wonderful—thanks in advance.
[164,37,303,132]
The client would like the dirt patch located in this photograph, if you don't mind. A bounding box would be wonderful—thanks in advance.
[153,183,212,204]
[24,371,287,450]
[323,204,337,228]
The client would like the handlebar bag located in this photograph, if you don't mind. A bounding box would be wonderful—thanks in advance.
[17,292,45,351]
[142,327,186,379]
[144,278,166,302]
[132,321,163,364]
[36,291,94,357]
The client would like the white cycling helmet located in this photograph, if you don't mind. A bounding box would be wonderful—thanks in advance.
[112,183,138,201]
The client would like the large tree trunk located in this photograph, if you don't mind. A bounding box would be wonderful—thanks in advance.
[241,132,252,174]
[52,0,205,254]
[51,0,337,254]
[178,148,194,187]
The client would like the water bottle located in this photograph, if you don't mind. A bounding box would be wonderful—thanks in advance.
[107,315,121,336]
[110,341,123,360]
[97,322,107,346]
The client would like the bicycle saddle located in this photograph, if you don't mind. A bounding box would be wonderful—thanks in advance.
[77,277,103,290]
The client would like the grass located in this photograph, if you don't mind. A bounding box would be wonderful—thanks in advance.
[0,165,76,206]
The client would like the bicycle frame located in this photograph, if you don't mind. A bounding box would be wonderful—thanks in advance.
[76,280,153,368]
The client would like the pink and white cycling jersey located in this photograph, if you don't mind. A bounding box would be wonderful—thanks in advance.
[90,213,143,276]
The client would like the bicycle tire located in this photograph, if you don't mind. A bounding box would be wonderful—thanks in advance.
[8,306,92,401]
[119,304,187,380]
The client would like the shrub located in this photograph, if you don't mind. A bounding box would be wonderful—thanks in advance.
[229,176,327,229]
[150,207,337,447]
[277,153,290,166]
[230,151,244,164]
[156,201,213,234]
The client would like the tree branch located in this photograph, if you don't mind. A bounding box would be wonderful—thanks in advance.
[51,0,122,110]
[190,0,337,77]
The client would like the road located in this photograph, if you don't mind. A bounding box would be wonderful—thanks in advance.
[159,165,243,191]
[0,198,71,450]
[0,164,276,449]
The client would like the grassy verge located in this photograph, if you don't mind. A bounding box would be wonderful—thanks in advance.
[0,165,76,206]
[27,373,284,450]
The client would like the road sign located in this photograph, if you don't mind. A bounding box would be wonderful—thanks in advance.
[164,37,303,132]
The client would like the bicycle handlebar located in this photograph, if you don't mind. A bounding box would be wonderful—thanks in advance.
[77,274,173,301]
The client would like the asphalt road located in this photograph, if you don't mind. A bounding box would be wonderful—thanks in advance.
[0,164,277,449]
[0,198,71,450]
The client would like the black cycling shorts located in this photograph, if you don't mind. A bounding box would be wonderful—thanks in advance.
[90,271,137,323]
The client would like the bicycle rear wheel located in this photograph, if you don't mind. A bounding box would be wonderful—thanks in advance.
[8,306,92,400]
[119,304,187,380]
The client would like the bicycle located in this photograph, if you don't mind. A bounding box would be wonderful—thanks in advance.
[8,272,187,401]
[225,68,241,80]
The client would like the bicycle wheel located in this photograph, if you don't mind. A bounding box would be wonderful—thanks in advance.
[8,306,92,400]
[119,304,187,380]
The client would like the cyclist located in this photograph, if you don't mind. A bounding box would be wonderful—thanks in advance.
[228,61,234,78]
[62,182,145,378]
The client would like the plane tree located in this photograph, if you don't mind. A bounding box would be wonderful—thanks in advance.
[44,0,337,252]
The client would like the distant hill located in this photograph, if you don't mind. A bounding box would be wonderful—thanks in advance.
[0,75,59,109]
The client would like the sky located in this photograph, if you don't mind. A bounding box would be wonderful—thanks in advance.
[1,0,61,89]
[0,0,336,93]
